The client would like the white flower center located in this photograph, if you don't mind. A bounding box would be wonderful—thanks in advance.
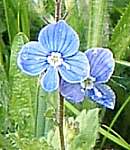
[85,76,95,90]
[47,52,63,67]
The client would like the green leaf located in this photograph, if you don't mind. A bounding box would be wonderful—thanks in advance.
[109,2,130,59]
[87,0,108,47]
[70,108,99,150]
[17,137,54,150]
[20,0,30,37]
[0,65,9,133]
[0,134,14,150]
[47,127,60,150]
[3,0,18,44]
[9,33,35,137]
[35,87,48,138]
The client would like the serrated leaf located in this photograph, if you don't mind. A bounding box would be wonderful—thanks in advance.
[9,33,35,137]
[109,2,130,59]
[70,108,99,150]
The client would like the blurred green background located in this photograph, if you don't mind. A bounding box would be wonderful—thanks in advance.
[1,0,130,149]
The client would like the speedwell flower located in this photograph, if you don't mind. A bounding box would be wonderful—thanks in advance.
[17,20,90,92]
[60,48,116,109]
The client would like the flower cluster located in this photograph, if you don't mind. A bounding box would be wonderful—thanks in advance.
[17,20,115,109]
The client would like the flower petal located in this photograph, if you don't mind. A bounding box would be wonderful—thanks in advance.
[85,48,115,83]
[38,20,79,57]
[17,41,48,76]
[85,83,115,109]
[58,52,90,83]
[40,66,59,92]
[60,79,85,103]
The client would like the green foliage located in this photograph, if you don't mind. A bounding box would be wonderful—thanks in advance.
[2,0,30,43]
[87,0,108,47]
[18,137,54,150]
[47,108,99,150]
[99,126,130,150]
[35,87,48,137]
[109,1,130,59]
[70,109,99,150]
[0,65,9,133]
[19,0,30,37]
[9,33,35,138]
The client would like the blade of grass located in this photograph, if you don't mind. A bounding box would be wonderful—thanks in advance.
[64,100,80,115]
[3,0,11,44]
[102,124,130,146]
[116,60,130,67]
[87,0,107,47]
[101,95,130,148]
[99,127,130,150]
[20,0,30,37]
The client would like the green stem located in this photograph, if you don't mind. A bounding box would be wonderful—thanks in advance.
[3,0,11,44]
[17,2,20,33]
[0,38,3,65]
[100,96,130,149]
[34,80,40,137]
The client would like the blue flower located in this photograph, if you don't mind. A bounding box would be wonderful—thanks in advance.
[17,20,90,92]
[60,48,116,109]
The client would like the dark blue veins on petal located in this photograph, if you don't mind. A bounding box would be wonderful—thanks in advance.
[40,66,59,92]
[17,41,48,76]
[63,52,90,78]
[85,48,115,83]
[59,64,84,83]
[38,20,79,57]
[86,83,115,109]
[58,52,89,83]
[58,22,79,57]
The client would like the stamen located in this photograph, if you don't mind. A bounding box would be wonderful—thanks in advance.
[47,52,63,67]
[85,76,95,90]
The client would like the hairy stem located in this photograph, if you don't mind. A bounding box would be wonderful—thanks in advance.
[55,0,62,21]
[58,93,65,150]
[55,1,65,149]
